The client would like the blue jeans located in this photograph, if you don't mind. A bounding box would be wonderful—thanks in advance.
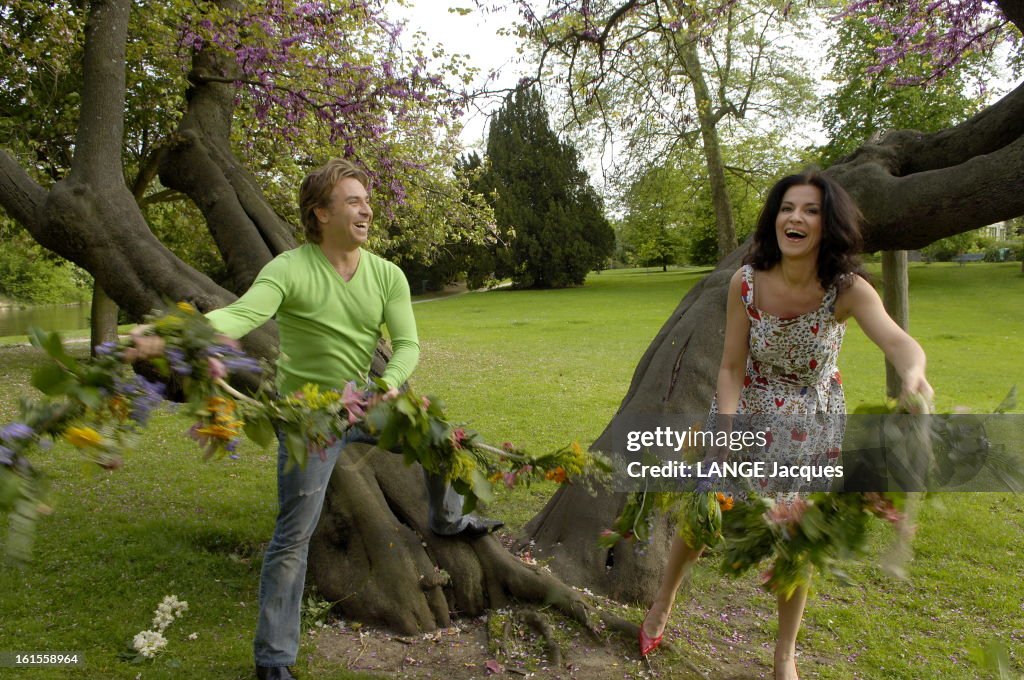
[253,427,468,667]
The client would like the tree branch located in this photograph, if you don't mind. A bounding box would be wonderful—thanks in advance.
[0,149,48,234]
[830,132,1024,250]
[840,80,1024,175]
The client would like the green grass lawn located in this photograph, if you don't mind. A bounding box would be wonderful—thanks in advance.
[0,262,1021,679]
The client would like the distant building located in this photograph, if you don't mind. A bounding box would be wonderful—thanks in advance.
[983,221,1008,240]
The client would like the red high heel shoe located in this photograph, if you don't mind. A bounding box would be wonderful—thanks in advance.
[638,615,663,657]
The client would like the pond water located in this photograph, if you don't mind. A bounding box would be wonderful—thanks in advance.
[0,302,90,338]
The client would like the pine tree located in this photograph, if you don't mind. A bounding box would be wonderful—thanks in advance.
[483,87,614,288]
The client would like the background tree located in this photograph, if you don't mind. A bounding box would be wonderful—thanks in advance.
[518,0,817,261]
[618,134,793,267]
[0,217,89,304]
[482,86,614,288]
[618,164,686,270]
[819,1,994,166]
[395,152,503,292]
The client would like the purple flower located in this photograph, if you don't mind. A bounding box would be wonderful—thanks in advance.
[166,347,192,376]
[0,445,13,465]
[117,375,165,425]
[1,422,35,441]
[221,356,263,374]
[205,343,246,358]
[94,341,119,357]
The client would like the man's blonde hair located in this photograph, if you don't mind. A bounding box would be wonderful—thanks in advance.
[298,159,369,243]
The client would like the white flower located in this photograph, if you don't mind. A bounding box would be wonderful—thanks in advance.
[132,630,168,658]
[188,632,198,641]
[160,594,189,616]
[152,610,175,632]
[152,595,189,630]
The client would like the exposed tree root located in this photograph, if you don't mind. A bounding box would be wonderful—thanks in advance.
[308,444,637,639]
[520,609,562,667]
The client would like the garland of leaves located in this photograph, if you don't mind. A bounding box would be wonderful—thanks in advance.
[599,395,946,598]
[0,302,609,561]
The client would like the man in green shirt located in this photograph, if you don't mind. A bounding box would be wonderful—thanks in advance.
[131,159,500,680]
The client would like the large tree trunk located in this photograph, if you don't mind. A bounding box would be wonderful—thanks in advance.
[309,444,634,637]
[522,250,742,601]
[89,282,119,353]
[158,26,297,296]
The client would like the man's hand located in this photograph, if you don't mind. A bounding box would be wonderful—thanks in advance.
[381,386,401,401]
[123,324,165,362]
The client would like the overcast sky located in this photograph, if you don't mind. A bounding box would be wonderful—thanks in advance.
[388,2,533,151]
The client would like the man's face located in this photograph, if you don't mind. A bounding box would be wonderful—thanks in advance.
[315,177,372,249]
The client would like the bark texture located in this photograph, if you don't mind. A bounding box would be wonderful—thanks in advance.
[309,444,633,637]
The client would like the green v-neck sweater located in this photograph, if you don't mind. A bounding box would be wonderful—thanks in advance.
[205,244,419,394]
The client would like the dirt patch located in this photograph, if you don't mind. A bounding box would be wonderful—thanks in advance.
[311,616,660,679]
[308,605,779,679]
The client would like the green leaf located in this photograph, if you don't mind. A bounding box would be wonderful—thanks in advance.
[82,366,114,389]
[365,406,390,432]
[470,468,494,505]
[71,386,104,410]
[29,327,79,372]
[243,414,276,449]
[284,429,307,469]
[394,396,417,417]
[31,363,74,395]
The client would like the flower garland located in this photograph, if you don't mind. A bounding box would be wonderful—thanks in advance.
[0,303,609,560]
[601,483,910,597]
[600,396,946,597]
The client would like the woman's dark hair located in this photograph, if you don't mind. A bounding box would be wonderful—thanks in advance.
[744,170,865,290]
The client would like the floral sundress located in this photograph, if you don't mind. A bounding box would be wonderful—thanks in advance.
[709,264,847,493]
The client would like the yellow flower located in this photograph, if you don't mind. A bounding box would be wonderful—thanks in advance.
[563,441,586,476]
[207,396,236,415]
[197,424,240,441]
[716,492,734,512]
[65,426,104,449]
[286,383,341,409]
[176,301,197,314]
[109,396,129,421]
[545,466,567,483]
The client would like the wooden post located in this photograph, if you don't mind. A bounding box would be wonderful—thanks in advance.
[882,250,909,399]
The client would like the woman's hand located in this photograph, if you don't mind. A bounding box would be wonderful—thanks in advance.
[899,370,934,414]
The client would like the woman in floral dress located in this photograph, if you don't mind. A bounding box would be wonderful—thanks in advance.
[638,171,934,680]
